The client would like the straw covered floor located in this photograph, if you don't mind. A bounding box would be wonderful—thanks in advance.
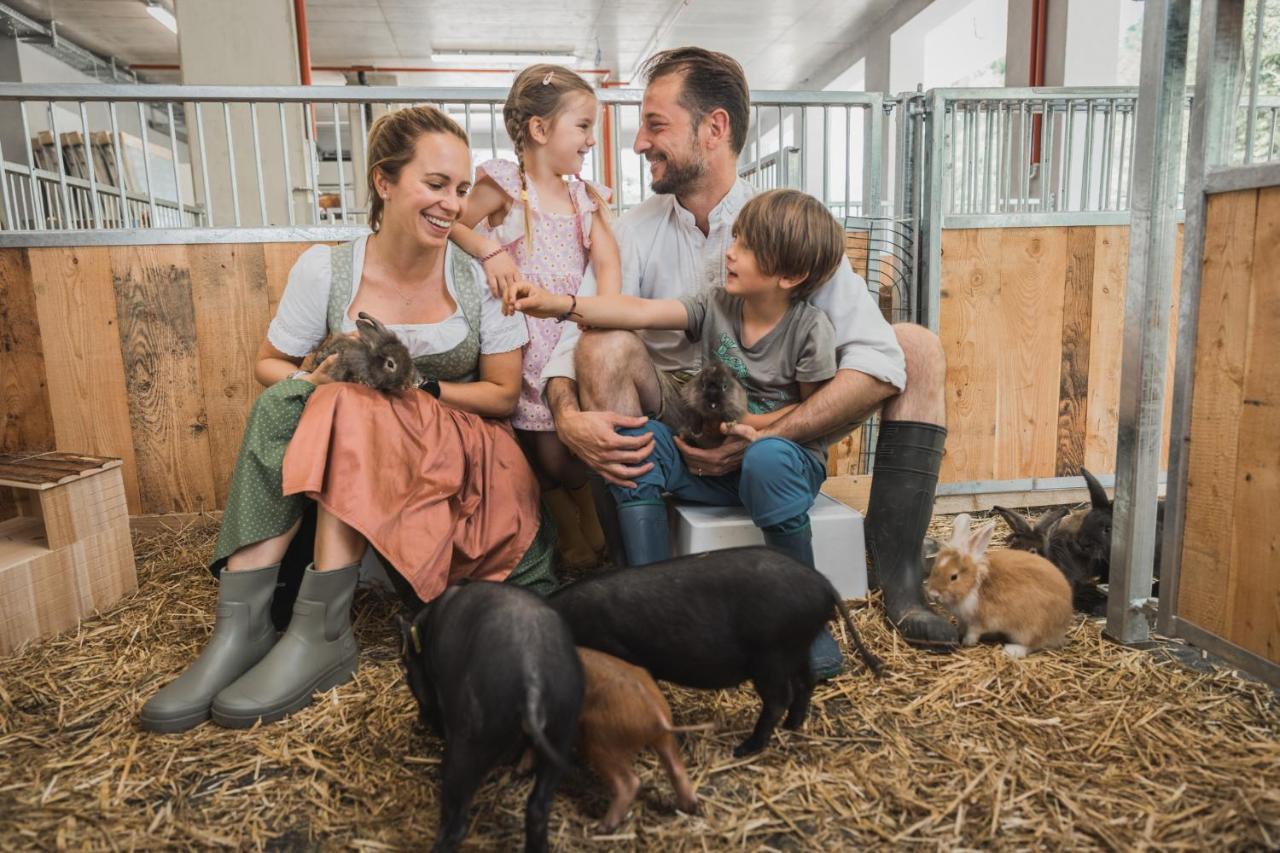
[1,511,1277,850]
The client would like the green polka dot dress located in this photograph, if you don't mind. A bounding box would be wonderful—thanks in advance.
[210,239,555,596]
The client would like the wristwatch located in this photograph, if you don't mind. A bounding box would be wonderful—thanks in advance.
[418,376,441,398]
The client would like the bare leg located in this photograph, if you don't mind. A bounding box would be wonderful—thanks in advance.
[520,429,591,491]
[314,505,367,570]
[225,518,302,572]
[575,329,665,417]
[881,323,946,426]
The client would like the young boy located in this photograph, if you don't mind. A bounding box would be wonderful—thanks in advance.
[510,188,849,678]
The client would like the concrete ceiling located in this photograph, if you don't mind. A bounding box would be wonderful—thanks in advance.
[5,0,903,89]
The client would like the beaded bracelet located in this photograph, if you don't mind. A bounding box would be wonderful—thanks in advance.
[479,246,505,264]
[555,293,577,324]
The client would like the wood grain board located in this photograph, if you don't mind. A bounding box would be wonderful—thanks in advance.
[5,225,1184,513]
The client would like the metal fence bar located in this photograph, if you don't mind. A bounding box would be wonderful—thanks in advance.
[250,102,268,226]
[222,102,241,226]
[78,101,103,229]
[20,104,45,229]
[165,102,184,226]
[0,137,12,229]
[136,101,160,227]
[1107,0,1192,646]
[108,102,131,229]
[1159,0,1245,639]
[193,102,211,228]
[47,102,71,227]
[331,103,348,222]
[304,103,320,227]
[1244,0,1266,162]
[279,102,295,227]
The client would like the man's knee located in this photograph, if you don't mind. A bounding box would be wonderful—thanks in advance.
[893,323,946,386]
[575,329,647,384]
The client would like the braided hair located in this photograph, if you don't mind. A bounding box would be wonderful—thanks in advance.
[503,64,612,253]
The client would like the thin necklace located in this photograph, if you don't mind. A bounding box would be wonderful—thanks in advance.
[370,235,434,307]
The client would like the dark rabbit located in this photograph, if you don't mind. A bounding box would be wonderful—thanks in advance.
[992,505,1069,559]
[672,360,748,449]
[312,312,419,392]
[997,468,1163,615]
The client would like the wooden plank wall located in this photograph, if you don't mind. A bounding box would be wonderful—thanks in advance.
[935,224,1181,484]
[1177,186,1279,666]
[0,243,314,516]
[2,225,1176,515]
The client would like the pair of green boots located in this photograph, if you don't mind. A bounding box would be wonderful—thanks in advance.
[139,562,360,733]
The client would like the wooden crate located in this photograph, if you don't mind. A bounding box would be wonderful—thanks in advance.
[0,452,136,657]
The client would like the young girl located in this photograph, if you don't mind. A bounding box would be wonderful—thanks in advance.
[452,64,621,570]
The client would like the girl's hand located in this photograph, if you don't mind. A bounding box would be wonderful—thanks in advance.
[507,281,570,319]
[482,249,521,301]
[721,420,761,443]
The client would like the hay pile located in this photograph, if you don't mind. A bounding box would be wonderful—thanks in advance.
[1,514,1277,850]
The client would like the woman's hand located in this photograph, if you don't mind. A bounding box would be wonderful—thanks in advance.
[482,249,521,301]
[302,353,339,385]
[506,281,570,319]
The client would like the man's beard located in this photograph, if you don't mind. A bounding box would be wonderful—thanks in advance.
[649,150,707,195]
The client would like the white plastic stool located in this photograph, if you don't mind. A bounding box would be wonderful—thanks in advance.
[669,493,867,599]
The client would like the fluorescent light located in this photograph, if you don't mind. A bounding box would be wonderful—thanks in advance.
[146,3,177,34]
[430,51,578,67]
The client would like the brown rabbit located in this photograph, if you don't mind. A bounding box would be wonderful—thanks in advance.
[926,513,1074,659]
[311,312,419,392]
[673,360,748,449]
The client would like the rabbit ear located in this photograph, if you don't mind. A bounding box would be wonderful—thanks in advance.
[950,513,973,548]
[968,520,997,558]
[1080,467,1112,510]
[993,505,1032,535]
[1035,506,1070,534]
[356,312,392,343]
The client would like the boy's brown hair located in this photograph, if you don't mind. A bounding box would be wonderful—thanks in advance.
[732,189,846,300]
[366,105,469,233]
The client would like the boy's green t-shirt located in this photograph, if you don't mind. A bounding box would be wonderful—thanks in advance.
[679,286,838,462]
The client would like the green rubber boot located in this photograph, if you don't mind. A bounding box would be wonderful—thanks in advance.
[210,562,359,728]
[140,564,280,733]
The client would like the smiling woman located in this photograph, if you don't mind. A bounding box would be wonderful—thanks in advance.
[138,105,555,736]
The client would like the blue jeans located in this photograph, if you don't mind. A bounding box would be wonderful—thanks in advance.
[609,419,826,531]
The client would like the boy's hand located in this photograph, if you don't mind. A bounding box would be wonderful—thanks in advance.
[507,281,570,319]
[721,420,761,443]
[482,249,521,301]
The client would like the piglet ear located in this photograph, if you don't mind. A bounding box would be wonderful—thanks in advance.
[968,520,997,559]
[950,513,972,549]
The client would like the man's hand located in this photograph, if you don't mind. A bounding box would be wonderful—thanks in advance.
[555,409,655,489]
[675,433,749,477]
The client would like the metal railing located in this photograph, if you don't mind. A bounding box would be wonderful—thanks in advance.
[0,83,885,246]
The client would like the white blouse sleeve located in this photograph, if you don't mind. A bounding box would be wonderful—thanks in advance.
[474,258,529,354]
[267,245,333,357]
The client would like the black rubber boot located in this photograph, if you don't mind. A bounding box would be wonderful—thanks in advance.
[617,501,671,567]
[764,524,843,681]
[866,421,958,649]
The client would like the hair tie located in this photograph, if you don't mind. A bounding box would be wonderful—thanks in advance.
[542,71,554,85]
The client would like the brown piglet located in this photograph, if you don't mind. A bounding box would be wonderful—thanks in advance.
[577,647,704,833]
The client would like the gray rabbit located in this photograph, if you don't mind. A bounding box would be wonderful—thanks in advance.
[672,360,749,449]
[310,312,419,392]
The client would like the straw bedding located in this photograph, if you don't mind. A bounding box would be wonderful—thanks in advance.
[0,510,1276,850]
